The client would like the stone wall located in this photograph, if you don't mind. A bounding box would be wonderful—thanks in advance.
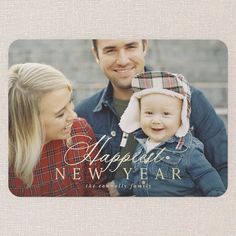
[9,40,227,127]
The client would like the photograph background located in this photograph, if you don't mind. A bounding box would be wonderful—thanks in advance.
[9,40,228,126]
[1,1,236,235]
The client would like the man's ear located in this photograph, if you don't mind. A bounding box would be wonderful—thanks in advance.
[143,40,148,56]
[92,47,99,63]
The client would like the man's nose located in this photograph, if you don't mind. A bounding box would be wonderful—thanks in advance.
[116,50,129,65]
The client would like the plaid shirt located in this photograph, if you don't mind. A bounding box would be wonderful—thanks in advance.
[9,118,109,197]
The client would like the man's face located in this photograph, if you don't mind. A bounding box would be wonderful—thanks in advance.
[93,40,147,93]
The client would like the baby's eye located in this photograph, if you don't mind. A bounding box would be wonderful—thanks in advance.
[163,112,170,116]
[145,111,153,115]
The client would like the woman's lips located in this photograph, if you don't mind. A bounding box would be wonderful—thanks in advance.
[64,123,73,130]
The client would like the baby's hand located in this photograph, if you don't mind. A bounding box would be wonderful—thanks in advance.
[106,181,120,197]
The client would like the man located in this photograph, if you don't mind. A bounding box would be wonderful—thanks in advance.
[75,40,227,188]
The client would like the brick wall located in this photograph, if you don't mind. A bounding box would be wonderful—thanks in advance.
[9,40,227,127]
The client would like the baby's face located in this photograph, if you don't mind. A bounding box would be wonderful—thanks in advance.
[140,93,182,143]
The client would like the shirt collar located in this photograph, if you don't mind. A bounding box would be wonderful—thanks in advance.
[93,66,149,113]
[93,82,114,112]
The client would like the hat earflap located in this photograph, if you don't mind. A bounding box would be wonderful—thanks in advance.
[119,93,141,133]
[175,97,189,137]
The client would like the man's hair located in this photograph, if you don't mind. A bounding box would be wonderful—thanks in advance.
[8,63,72,187]
[92,39,98,57]
[92,39,146,59]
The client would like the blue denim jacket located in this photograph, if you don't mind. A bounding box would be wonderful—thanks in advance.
[75,82,228,187]
[114,131,225,196]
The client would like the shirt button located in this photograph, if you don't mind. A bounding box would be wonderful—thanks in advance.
[111,131,116,137]
[166,156,170,160]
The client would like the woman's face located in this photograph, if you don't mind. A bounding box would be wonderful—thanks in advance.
[39,87,76,144]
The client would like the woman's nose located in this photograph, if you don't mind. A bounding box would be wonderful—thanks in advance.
[66,108,77,122]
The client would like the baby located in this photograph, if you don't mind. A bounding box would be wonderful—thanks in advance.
[107,71,225,197]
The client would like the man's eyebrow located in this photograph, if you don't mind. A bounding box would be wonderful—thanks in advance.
[125,42,139,47]
[102,46,116,51]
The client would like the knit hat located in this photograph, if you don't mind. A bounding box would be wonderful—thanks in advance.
[119,71,191,137]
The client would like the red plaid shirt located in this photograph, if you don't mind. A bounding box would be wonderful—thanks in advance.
[9,118,109,196]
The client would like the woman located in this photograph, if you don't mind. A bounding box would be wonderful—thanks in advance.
[8,63,108,196]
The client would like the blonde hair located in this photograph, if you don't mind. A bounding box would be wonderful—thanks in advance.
[8,63,72,187]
